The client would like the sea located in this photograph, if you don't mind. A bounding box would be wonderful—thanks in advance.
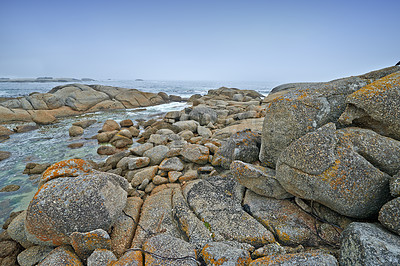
[0,79,276,227]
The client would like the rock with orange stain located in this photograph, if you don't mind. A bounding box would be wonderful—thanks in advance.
[110,250,143,266]
[212,129,260,169]
[339,71,400,140]
[183,176,275,247]
[25,162,129,246]
[201,242,251,266]
[260,66,400,168]
[37,245,83,266]
[40,158,93,186]
[276,123,400,218]
[180,144,209,165]
[230,160,292,199]
[243,190,341,246]
[250,252,338,266]
[143,234,198,266]
[70,229,111,261]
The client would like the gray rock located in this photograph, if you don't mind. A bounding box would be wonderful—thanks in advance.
[340,222,400,266]
[97,145,117,155]
[130,143,153,156]
[172,188,212,249]
[37,245,83,265]
[178,129,194,140]
[159,157,184,172]
[131,189,181,248]
[148,134,168,145]
[7,211,34,249]
[143,234,198,266]
[131,166,158,187]
[260,66,400,167]
[231,160,292,199]
[0,151,11,161]
[243,190,341,247]
[0,184,19,192]
[197,125,212,138]
[212,129,260,169]
[183,176,275,246]
[251,252,338,265]
[173,120,199,132]
[379,197,400,235]
[25,170,128,246]
[17,245,54,266]
[276,123,394,218]
[189,106,218,125]
[390,173,400,197]
[143,145,169,165]
[339,71,400,140]
[102,119,120,132]
[201,242,251,265]
[180,144,209,165]
[104,150,131,169]
[87,249,117,266]
[117,157,150,170]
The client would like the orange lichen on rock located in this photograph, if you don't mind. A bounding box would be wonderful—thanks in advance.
[41,158,92,184]
[110,250,143,266]
[348,72,400,100]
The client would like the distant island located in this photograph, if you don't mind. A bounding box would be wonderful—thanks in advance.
[0,77,96,83]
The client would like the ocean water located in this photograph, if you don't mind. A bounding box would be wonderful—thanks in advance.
[0,80,274,227]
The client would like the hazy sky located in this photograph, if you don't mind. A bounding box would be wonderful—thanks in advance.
[0,0,399,83]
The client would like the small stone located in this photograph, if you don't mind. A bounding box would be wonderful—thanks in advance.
[87,249,117,266]
[37,245,83,265]
[138,178,150,191]
[379,197,400,235]
[168,171,182,183]
[17,245,54,266]
[120,119,134,128]
[0,151,11,161]
[130,143,153,156]
[0,184,20,192]
[131,166,158,187]
[159,157,184,172]
[179,170,198,183]
[72,119,96,129]
[69,125,84,137]
[145,182,156,193]
[97,145,117,155]
[153,175,168,185]
[68,143,84,149]
[102,120,120,132]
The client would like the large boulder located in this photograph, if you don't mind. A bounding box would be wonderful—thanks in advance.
[260,66,400,167]
[276,123,398,218]
[340,222,400,265]
[25,159,129,246]
[339,71,400,140]
[212,129,261,169]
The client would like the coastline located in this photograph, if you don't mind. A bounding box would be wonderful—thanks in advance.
[1,66,400,265]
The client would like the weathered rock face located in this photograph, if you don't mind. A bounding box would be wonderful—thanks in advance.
[212,129,261,169]
[230,160,291,199]
[201,242,251,266]
[183,176,276,247]
[37,245,83,265]
[0,84,169,123]
[25,159,128,246]
[339,71,400,140]
[260,66,400,167]
[251,252,338,266]
[340,222,400,266]
[243,190,341,247]
[276,123,397,218]
[180,144,209,165]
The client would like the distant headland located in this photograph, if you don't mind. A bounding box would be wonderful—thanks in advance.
[0,77,96,83]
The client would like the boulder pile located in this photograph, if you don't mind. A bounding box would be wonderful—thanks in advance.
[2,66,400,265]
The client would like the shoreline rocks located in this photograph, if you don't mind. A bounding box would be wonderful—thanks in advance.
[2,66,400,264]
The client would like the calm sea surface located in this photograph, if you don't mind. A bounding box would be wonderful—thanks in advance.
[0,80,275,226]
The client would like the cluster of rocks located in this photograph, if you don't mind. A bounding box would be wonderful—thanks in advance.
[2,66,400,265]
[0,83,181,124]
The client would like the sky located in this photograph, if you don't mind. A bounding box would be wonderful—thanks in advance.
[0,0,399,83]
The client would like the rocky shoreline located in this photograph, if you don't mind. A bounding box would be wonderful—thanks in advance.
[1,66,400,265]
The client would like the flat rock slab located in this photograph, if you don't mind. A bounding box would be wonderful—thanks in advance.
[250,252,338,265]
[183,176,275,247]
[201,242,251,266]
[143,234,198,266]
[340,222,400,265]
[131,188,181,248]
